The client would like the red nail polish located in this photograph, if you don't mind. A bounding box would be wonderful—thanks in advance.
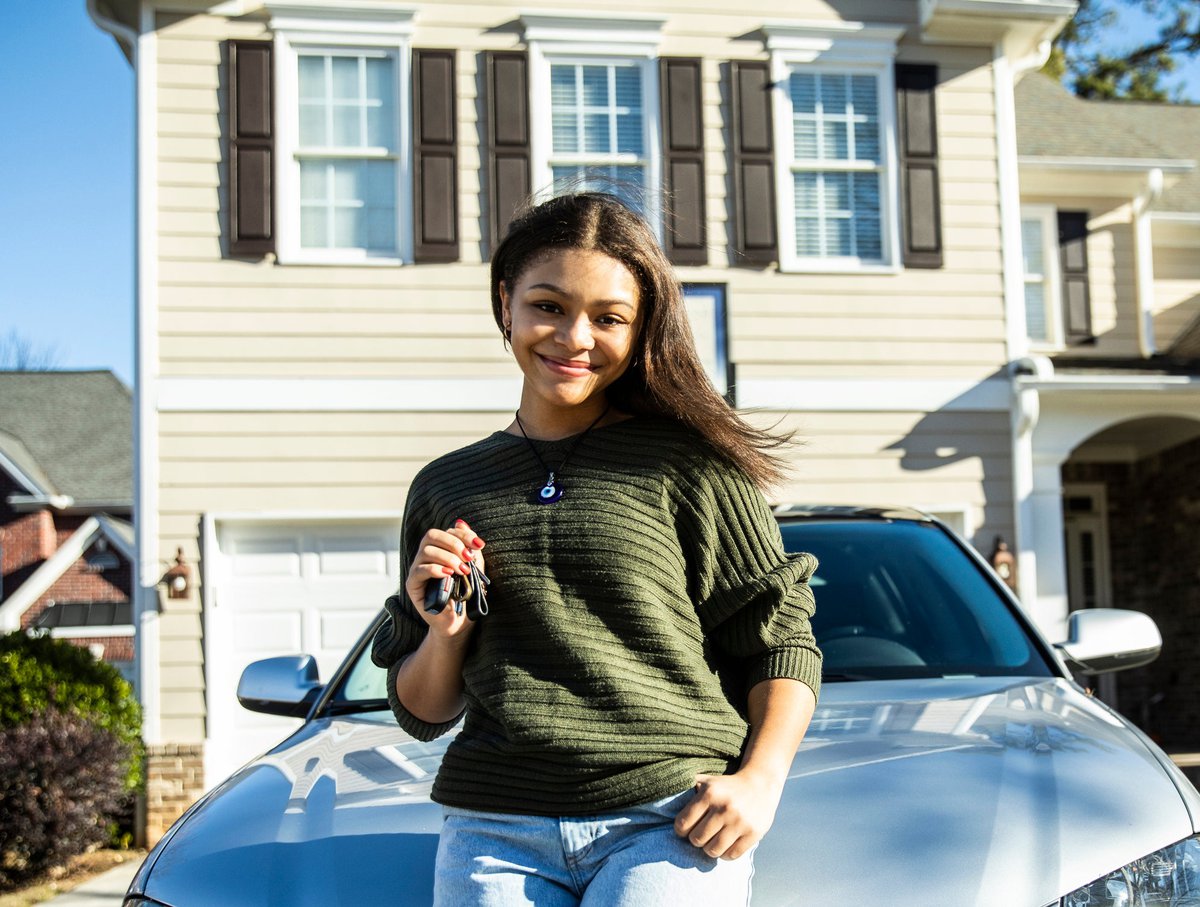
[455,518,466,526]
[471,538,485,548]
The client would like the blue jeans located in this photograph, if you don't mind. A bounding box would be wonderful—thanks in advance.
[433,789,756,906]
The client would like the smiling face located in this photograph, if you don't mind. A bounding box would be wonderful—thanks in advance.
[499,247,641,429]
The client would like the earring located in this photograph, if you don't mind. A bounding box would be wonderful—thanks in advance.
[503,325,512,341]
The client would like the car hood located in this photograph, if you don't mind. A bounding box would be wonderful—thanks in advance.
[134,678,1200,907]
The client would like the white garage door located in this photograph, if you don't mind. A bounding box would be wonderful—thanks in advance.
[205,520,400,786]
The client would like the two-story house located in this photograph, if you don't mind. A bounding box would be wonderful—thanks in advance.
[1013,74,1200,748]
[88,0,1098,841]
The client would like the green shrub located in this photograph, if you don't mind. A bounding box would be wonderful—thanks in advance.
[0,631,142,789]
[0,708,130,890]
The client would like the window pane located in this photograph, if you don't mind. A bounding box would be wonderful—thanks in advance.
[856,121,880,163]
[1021,218,1044,274]
[824,171,850,210]
[332,56,359,100]
[300,161,327,201]
[301,206,327,248]
[551,65,576,106]
[851,75,877,118]
[583,113,609,153]
[581,65,608,107]
[820,74,848,112]
[552,164,645,203]
[790,73,817,114]
[614,66,641,109]
[334,206,364,248]
[852,173,882,260]
[825,216,852,257]
[367,206,396,252]
[552,112,579,153]
[365,57,394,149]
[794,119,818,159]
[333,105,360,147]
[822,120,849,160]
[299,102,326,147]
[1025,282,1048,341]
[298,56,325,101]
[796,216,821,256]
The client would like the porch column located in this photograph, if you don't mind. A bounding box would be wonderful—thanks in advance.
[1029,451,1070,641]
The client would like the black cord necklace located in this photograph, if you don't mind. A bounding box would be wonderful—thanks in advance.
[514,405,610,504]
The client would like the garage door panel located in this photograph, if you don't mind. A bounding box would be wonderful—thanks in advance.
[207,519,401,789]
[228,536,302,577]
[316,535,393,577]
[233,611,304,652]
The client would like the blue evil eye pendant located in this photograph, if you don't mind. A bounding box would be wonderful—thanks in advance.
[537,472,564,504]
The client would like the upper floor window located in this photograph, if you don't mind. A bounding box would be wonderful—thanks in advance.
[549,59,649,198]
[1021,205,1093,349]
[788,71,884,262]
[766,23,903,273]
[524,15,663,229]
[297,50,400,255]
[270,8,415,265]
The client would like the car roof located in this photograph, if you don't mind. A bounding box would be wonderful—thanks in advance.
[772,504,936,523]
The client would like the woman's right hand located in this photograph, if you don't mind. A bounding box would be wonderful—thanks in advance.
[404,519,486,640]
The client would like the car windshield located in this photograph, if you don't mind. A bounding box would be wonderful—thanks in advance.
[779,518,1055,681]
[323,517,1055,713]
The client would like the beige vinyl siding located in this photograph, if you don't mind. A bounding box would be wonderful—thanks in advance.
[154,10,1005,383]
[1152,245,1200,351]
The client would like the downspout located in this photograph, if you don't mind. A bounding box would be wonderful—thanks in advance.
[995,38,1052,609]
[87,0,162,748]
[1132,168,1163,358]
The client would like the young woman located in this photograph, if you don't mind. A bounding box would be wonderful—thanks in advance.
[372,192,820,906]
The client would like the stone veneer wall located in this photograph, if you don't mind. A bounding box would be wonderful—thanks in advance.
[145,743,204,846]
[1063,433,1200,751]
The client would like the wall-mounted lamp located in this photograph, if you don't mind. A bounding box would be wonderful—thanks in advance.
[990,536,1019,595]
[162,548,192,599]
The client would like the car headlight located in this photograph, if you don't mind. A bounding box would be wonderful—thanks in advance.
[1062,835,1200,906]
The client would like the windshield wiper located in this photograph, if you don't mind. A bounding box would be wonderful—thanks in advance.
[321,698,390,716]
[821,672,877,682]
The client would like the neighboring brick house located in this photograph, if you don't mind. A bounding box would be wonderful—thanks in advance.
[0,371,136,679]
[1013,77,1200,749]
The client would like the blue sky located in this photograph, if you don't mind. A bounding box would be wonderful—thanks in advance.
[1,2,1197,390]
[1,2,134,385]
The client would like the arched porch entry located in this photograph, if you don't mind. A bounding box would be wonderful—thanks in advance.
[1027,397,1200,748]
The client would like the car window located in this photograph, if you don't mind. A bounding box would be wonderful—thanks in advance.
[778,519,1054,681]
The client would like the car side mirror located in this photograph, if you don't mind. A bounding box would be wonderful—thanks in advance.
[237,655,323,717]
[1053,609,1161,675]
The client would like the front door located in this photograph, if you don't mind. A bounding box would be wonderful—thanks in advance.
[1062,484,1116,706]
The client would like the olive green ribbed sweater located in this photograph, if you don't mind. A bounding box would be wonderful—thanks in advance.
[371,417,821,816]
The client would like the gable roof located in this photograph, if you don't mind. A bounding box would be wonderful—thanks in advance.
[0,371,132,508]
[1015,74,1200,213]
[0,513,136,631]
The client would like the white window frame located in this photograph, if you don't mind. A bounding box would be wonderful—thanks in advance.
[1020,203,1063,350]
[765,23,903,274]
[270,6,416,266]
[523,14,664,236]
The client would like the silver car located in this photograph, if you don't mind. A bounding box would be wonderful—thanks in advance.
[123,507,1200,907]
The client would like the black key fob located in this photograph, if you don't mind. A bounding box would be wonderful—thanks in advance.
[424,575,454,614]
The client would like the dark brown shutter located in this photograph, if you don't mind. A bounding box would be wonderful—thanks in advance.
[895,63,942,269]
[729,61,776,266]
[1058,210,1093,344]
[485,51,531,252]
[660,58,707,266]
[412,49,459,263]
[228,40,274,257]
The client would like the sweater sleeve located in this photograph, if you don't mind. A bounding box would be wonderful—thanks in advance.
[369,476,464,742]
[676,451,823,700]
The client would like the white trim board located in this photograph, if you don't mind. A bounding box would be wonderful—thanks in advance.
[156,376,1012,413]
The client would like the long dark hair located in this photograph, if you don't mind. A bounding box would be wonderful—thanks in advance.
[490,192,791,489]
